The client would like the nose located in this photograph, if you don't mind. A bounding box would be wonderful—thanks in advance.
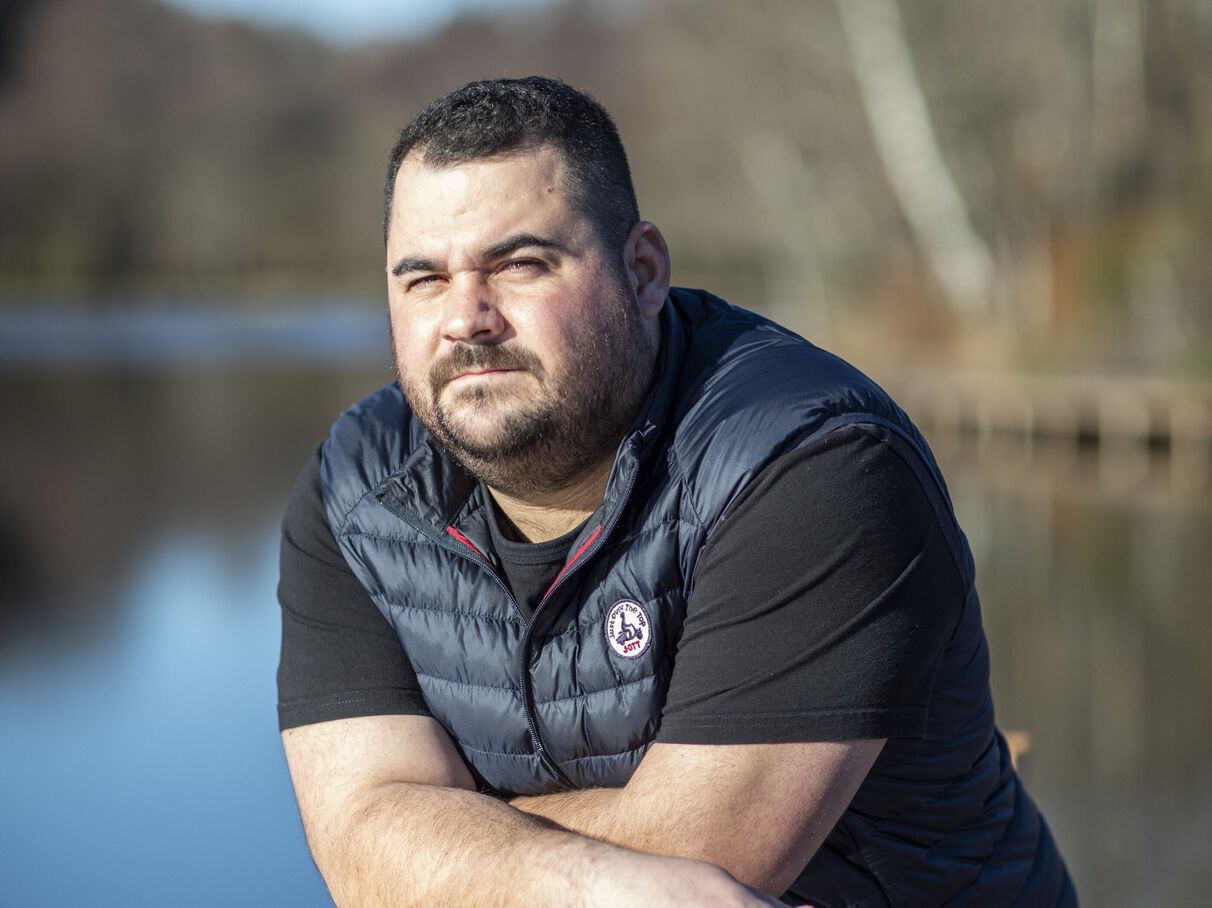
[440,274,506,344]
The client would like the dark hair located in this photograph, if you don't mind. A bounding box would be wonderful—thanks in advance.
[383,77,639,252]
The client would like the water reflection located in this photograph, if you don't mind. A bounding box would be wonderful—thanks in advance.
[0,365,1208,907]
[0,362,391,635]
[0,525,331,907]
[936,436,1212,908]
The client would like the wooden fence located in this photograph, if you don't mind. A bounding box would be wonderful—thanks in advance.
[885,371,1212,450]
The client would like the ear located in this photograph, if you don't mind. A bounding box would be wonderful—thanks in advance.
[622,221,671,320]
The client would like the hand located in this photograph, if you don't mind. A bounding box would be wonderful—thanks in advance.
[585,852,792,906]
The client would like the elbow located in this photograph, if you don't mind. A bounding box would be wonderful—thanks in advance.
[712,854,810,899]
[299,781,410,903]
[674,832,820,897]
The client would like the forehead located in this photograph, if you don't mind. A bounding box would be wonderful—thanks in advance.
[388,146,580,253]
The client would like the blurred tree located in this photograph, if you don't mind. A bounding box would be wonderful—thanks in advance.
[0,0,1208,374]
[835,0,994,316]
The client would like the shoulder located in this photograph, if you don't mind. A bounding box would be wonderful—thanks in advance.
[714,425,943,547]
[318,383,420,531]
[665,289,920,527]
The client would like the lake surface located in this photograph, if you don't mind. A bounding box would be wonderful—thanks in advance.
[0,333,1208,906]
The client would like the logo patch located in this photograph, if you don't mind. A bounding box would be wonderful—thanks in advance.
[605,599,651,659]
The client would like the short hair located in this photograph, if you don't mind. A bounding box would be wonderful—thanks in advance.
[383,77,640,252]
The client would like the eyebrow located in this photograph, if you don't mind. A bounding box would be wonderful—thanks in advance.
[390,233,569,278]
[391,256,442,278]
[483,233,569,261]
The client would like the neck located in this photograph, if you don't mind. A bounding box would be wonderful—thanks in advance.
[487,456,613,543]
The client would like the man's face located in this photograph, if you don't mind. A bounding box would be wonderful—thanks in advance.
[385,145,657,496]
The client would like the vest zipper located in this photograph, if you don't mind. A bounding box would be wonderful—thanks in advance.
[375,451,641,792]
[374,489,571,786]
[517,454,642,789]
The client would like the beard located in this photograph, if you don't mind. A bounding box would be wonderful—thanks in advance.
[395,279,657,499]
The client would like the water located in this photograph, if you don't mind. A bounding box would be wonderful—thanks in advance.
[934,436,1212,907]
[1,356,1208,906]
[0,303,388,366]
[0,526,331,907]
[0,352,387,908]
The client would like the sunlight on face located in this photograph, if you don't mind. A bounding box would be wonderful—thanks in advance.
[386,147,655,495]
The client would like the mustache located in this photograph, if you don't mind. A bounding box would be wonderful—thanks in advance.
[428,343,544,390]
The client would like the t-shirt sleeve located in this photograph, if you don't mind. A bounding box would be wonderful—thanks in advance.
[657,424,966,744]
[276,445,431,731]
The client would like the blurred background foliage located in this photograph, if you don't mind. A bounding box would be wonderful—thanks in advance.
[2,0,1209,374]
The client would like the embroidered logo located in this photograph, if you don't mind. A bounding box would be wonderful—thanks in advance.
[605,599,651,659]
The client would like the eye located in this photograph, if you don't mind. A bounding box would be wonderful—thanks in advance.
[406,274,444,291]
[500,258,546,275]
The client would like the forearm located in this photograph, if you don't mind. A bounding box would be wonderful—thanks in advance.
[511,783,795,892]
[512,787,652,849]
[306,779,783,908]
[308,780,613,907]
[511,740,884,896]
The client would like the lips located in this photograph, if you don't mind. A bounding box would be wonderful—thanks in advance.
[429,344,544,396]
[452,368,518,380]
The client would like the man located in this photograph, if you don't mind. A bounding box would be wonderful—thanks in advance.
[277,77,1075,906]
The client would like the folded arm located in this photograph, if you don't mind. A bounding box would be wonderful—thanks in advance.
[282,714,794,908]
[512,737,884,895]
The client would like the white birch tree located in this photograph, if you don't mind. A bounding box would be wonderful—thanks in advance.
[834,0,995,315]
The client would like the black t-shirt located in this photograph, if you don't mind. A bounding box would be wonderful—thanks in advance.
[276,425,964,742]
[483,501,588,622]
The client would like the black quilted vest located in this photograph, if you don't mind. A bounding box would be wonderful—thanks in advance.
[319,288,1073,906]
